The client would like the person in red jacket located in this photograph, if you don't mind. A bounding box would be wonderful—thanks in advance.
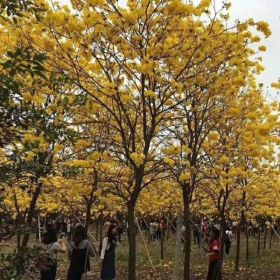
[206,227,221,280]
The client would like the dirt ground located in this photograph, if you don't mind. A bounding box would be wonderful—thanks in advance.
[57,265,280,280]
[3,233,280,280]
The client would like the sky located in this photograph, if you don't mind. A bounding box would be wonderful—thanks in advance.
[58,0,280,98]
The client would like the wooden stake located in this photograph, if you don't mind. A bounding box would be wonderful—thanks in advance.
[38,213,41,243]
[135,216,156,274]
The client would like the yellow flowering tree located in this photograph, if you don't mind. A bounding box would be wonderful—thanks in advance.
[0,17,76,247]
[0,0,277,279]
[13,0,271,277]
[160,6,271,278]
[16,1,247,276]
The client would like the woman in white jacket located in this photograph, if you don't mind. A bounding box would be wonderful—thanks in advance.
[100,224,118,280]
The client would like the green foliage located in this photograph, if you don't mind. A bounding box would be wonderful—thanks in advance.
[0,0,45,22]
[1,48,46,79]
[0,247,40,280]
[0,47,47,146]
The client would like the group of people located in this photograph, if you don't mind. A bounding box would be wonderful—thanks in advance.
[146,218,167,242]
[148,219,163,241]
[144,216,232,279]
[39,222,119,280]
[191,221,233,256]
[1,215,235,280]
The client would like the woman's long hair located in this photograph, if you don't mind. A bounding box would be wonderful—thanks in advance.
[42,227,58,245]
[72,225,87,246]
[106,224,117,240]
[210,227,220,242]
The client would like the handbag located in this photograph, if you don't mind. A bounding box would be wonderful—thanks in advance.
[81,241,90,280]
[81,271,95,280]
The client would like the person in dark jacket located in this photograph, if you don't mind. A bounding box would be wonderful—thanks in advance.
[100,224,118,280]
[67,225,95,280]
[224,229,232,256]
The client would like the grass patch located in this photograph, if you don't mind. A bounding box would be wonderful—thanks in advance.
[2,232,280,279]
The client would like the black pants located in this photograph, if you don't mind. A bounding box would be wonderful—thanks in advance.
[206,260,221,280]
[41,265,57,280]
[193,232,201,245]
[225,240,231,255]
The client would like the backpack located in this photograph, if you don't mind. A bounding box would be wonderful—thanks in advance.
[35,243,57,271]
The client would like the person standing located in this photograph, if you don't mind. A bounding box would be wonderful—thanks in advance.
[224,229,232,256]
[149,220,156,242]
[67,225,96,280]
[66,219,72,241]
[40,227,66,280]
[193,224,201,246]
[202,221,210,242]
[181,225,186,243]
[103,221,111,236]
[206,227,221,280]
[100,224,118,280]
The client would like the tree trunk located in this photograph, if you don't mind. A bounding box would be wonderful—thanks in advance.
[269,227,273,249]
[220,215,227,262]
[127,200,137,280]
[17,230,21,252]
[173,216,182,280]
[127,168,143,280]
[21,183,42,249]
[38,213,42,243]
[13,192,21,252]
[246,223,249,262]
[16,216,21,253]
[183,187,191,280]
[167,218,170,240]
[235,222,241,271]
[160,230,164,260]
[235,191,246,270]
[95,220,99,241]
[85,200,92,233]
[277,223,279,243]
[99,214,103,243]
[257,228,261,255]
[263,227,267,250]
[220,227,225,274]
[85,171,97,233]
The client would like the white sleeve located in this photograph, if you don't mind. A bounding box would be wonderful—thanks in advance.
[53,242,62,252]
[100,237,108,260]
